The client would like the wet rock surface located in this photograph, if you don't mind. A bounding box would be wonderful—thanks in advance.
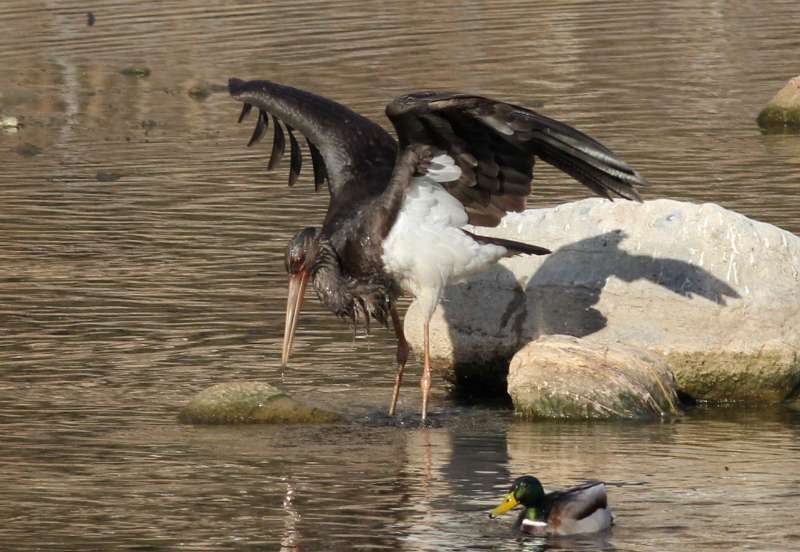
[508,335,679,419]
[1,115,19,129]
[95,170,125,182]
[119,66,151,78]
[179,381,342,424]
[405,198,800,404]
[757,75,800,132]
[15,142,42,157]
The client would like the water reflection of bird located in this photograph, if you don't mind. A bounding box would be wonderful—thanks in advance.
[489,475,613,535]
[228,78,646,422]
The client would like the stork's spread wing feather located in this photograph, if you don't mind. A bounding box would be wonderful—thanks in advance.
[386,92,646,226]
[229,78,397,200]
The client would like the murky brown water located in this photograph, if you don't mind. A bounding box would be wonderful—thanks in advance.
[2,1,800,550]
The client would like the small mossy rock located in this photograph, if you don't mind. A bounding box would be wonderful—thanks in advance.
[119,66,151,78]
[667,351,800,403]
[179,381,341,424]
[16,143,42,157]
[757,76,800,132]
[786,397,800,413]
[508,335,680,419]
[95,170,124,182]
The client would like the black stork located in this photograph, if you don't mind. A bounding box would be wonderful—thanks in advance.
[228,78,646,422]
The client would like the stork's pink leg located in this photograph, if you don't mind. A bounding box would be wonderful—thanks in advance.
[420,320,432,422]
[388,304,409,416]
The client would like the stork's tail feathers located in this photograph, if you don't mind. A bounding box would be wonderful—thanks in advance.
[462,230,551,256]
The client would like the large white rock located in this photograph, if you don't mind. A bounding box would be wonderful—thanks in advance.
[404,198,800,402]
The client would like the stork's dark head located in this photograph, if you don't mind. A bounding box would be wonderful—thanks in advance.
[281,227,321,367]
[284,227,321,275]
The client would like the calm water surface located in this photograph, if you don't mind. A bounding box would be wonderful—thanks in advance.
[1,1,800,550]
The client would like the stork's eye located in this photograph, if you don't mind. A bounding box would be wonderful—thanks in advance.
[290,257,304,273]
[284,252,303,275]
[285,226,319,275]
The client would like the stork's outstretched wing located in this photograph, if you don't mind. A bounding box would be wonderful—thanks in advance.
[229,78,397,203]
[386,92,646,226]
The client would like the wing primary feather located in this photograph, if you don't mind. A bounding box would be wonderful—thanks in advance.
[307,138,327,192]
[386,91,647,225]
[268,116,286,172]
[247,109,268,147]
[544,128,644,179]
[286,125,302,187]
[470,100,646,200]
[534,133,643,201]
[237,102,252,123]
[508,108,617,156]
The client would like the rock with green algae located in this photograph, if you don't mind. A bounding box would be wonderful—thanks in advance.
[786,395,800,412]
[16,143,42,157]
[95,170,124,182]
[507,335,680,419]
[667,351,800,403]
[179,381,341,424]
[119,67,151,79]
[757,76,800,132]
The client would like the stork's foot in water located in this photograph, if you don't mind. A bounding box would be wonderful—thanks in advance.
[362,409,446,428]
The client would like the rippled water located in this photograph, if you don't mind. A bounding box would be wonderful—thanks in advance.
[2,1,800,550]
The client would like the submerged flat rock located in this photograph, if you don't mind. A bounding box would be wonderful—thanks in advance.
[508,335,679,419]
[179,381,341,424]
[405,198,800,404]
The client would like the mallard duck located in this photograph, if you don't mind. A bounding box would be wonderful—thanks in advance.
[489,475,613,535]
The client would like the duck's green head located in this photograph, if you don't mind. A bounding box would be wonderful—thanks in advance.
[489,476,545,518]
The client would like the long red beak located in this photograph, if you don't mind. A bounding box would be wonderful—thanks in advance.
[281,270,309,367]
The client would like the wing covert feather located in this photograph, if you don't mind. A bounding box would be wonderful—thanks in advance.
[386,92,646,226]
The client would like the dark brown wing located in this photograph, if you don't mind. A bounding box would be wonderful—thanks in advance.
[229,78,397,200]
[386,92,647,227]
[544,481,608,524]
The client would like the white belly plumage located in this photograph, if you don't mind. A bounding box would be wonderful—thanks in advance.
[381,155,509,320]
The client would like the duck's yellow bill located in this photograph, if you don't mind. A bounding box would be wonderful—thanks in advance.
[489,493,519,518]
